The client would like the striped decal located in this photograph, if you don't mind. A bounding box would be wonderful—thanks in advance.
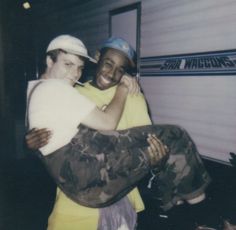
[140,50,236,76]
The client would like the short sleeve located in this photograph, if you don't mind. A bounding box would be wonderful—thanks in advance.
[28,79,96,155]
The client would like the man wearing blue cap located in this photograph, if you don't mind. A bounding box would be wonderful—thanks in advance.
[26,37,210,230]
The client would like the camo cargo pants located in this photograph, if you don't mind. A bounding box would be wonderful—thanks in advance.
[40,123,211,211]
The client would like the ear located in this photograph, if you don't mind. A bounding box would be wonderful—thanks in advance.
[94,50,101,62]
[46,56,54,68]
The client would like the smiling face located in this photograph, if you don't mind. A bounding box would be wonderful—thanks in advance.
[45,51,85,86]
[93,48,130,90]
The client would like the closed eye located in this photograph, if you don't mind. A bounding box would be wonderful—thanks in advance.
[104,62,113,68]
[65,62,74,66]
[117,68,125,75]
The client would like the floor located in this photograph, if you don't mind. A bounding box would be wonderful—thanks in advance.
[137,159,236,230]
[1,155,236,230]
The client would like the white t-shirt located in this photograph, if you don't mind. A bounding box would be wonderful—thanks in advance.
[27,79,96,155]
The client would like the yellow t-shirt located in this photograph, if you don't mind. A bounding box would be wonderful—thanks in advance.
[47,82,152,230]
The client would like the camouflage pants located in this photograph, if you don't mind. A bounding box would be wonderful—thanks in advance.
[41,124,211,210]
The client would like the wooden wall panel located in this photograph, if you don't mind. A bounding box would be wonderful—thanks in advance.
[34,0,138,56]
[0,12,5,118]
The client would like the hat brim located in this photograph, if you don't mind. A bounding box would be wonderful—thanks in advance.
[64,49,97,63]
[105,47,135,67]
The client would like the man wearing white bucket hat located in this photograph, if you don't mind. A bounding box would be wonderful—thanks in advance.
[26,35,210,230]
[26,34,167,230]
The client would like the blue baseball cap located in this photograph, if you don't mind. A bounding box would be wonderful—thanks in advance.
[100,37,136,67]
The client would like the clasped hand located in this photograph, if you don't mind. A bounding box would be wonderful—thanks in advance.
[119,73,140,95]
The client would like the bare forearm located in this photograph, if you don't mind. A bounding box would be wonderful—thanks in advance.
[81,84,128,130]
[102,84,128,129]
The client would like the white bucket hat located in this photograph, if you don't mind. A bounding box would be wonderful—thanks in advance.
[46,35,96,63]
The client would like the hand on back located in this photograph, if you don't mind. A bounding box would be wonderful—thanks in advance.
[25,128,52,151]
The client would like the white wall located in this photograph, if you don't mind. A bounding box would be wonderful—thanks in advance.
[140,76,236,163]
[141,0,236,56]
[140,0,236,163]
